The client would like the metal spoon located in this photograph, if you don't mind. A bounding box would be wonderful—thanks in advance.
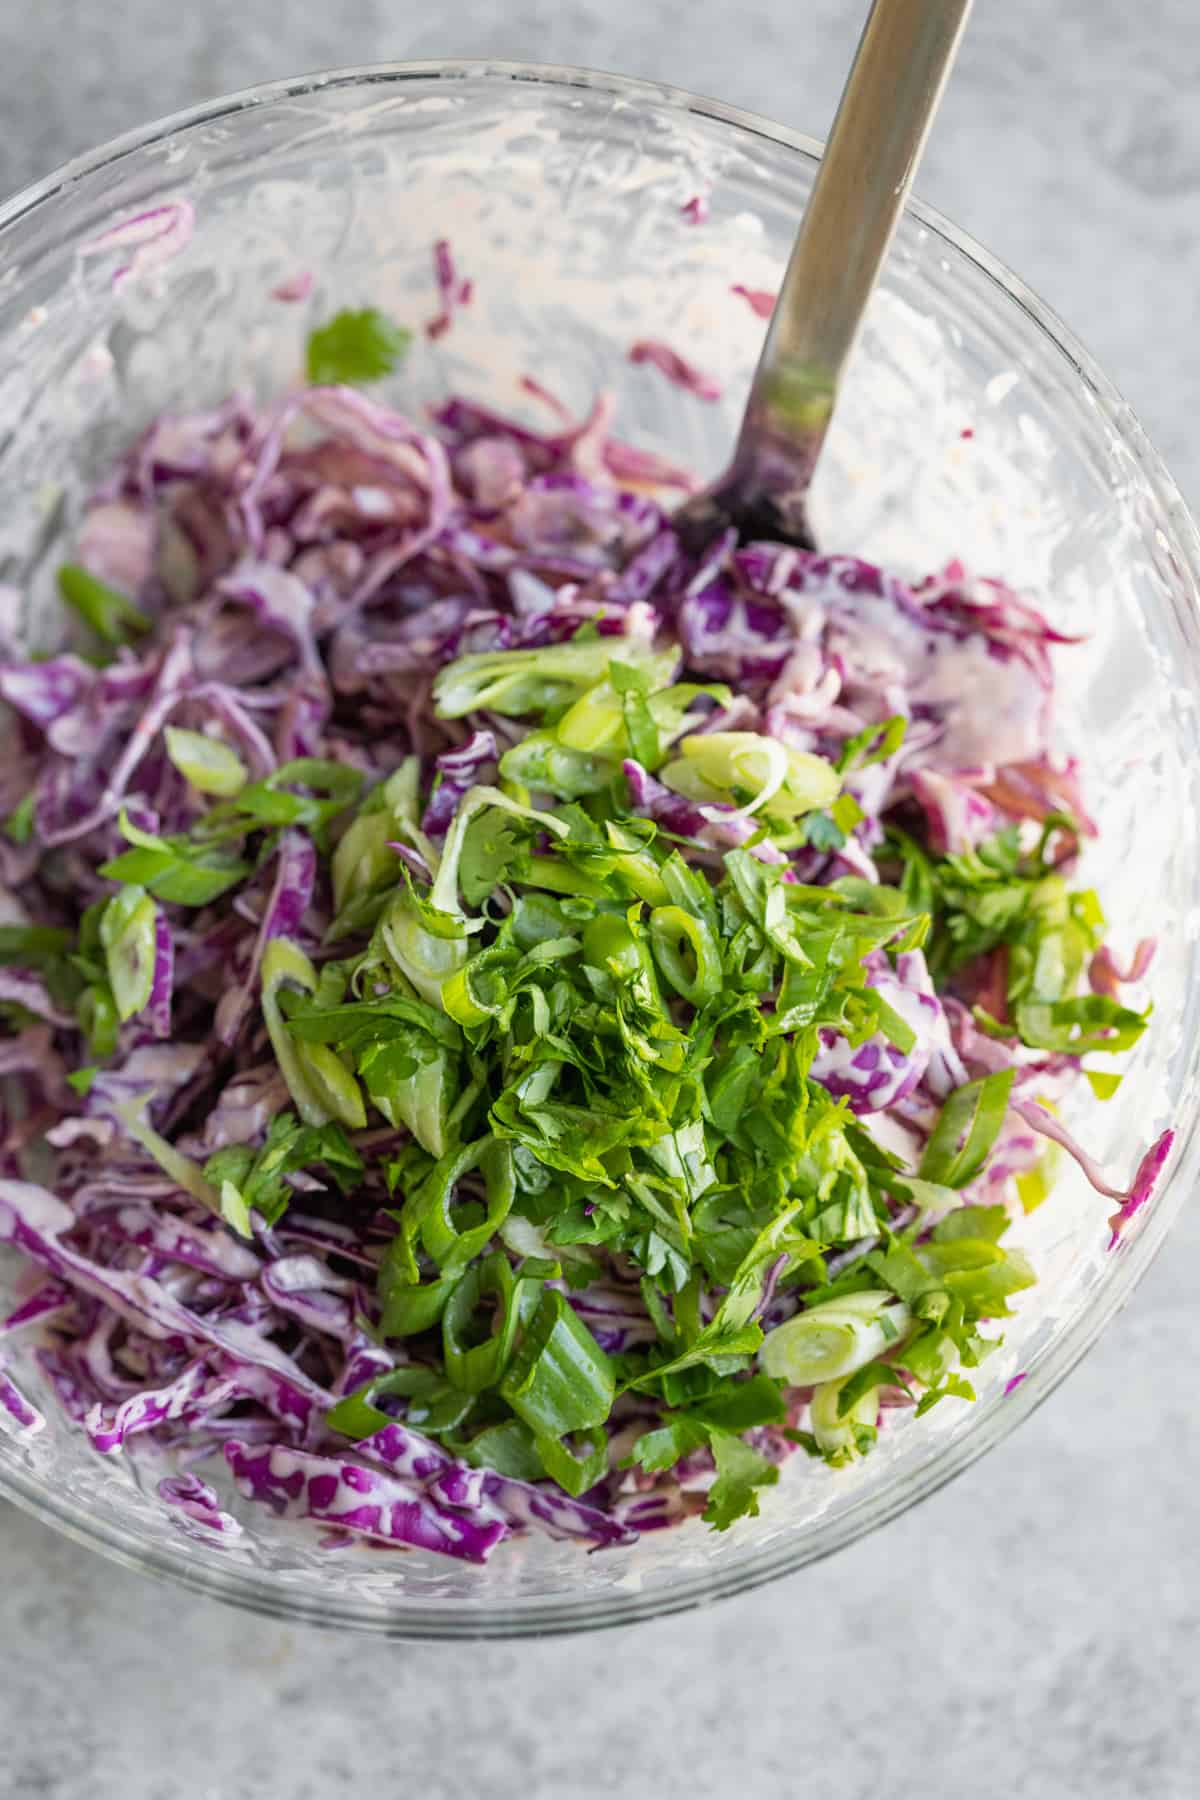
[674,0,973,553]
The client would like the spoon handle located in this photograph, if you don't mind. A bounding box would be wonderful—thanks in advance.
[763,0,973,384]
[673,0,973,550]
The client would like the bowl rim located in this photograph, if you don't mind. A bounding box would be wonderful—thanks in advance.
[1,55,1198,1641]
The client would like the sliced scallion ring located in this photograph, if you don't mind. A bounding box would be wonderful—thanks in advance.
[261,937,366,1129]
[99,886,159,1022]
[810,1376,881,1461]
[164,726,248,797]
[760,1290,911,1385]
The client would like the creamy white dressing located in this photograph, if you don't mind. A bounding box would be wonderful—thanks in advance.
[783,574,1048,769]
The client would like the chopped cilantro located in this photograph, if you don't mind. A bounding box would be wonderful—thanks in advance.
[203,1113,363,1231]
[703,1430,780,1529]
[5,495,1154,1559]
[305,308,413,385]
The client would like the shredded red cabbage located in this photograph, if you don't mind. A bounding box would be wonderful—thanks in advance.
[628,340,723,402]
[730,284,777,319]
[0,357,1170,1564]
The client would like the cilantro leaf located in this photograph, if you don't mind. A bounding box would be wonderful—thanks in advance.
[914,1371,977,1417]
[626,1321,765,1390]
[305,308,413,385]
[99,810,248,906]
[802,811,847,852]
[624,1415,710,1473]
[200,758,363,837]
[702,1430,779,1530]
[203,1113,363,1230]
[622,1372,788,1475]
[459,811,527,907]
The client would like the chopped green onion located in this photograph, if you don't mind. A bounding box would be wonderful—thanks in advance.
[872,993,917,1056]
[293,1043,368,1128]
[661,732,840,819]
[607,846,670,908]
[520,855,611,900]
[0,924,71,964]
[164,726,247,797]
[219,1180,254,1240]
[760,1291,911,1385]
[116,1095,222,1217]
[407,1138,515,1277]
[442,1251,533,1393]
[662,732,790,815]
[434,640,674,721]
[918,1070,1015,1189]
[261,938,366,1129]
[457,1420,547,1481]
[556,675,637,755]
[533,1427,608,1497]
[555,652,678,753]
[810,1376,880,1462]
[441,959,509,1029]
[381,1274,457,1339]
[610,662,660,765]
[331,811,395,914]
[648,905,722,1006]
[98,886,158,1021]
[499,730,617,800]
[327,1366,472,1440]
[380,895,470,1008]
[76,984,120,1059]
[580,912,665,1013]
[499,1288,615,1437]
[57,564,152,645]
[405,1385,477,1435]
[381,757,440,873]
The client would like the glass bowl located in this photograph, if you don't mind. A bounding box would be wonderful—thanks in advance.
[1,61,1198,1640]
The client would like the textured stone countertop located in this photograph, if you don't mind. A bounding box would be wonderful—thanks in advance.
[1,4,1196,1797]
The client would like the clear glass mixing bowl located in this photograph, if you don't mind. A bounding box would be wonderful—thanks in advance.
[1,61,1198,1640]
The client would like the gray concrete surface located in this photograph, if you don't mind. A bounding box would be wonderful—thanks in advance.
[0,3,1196,1796]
